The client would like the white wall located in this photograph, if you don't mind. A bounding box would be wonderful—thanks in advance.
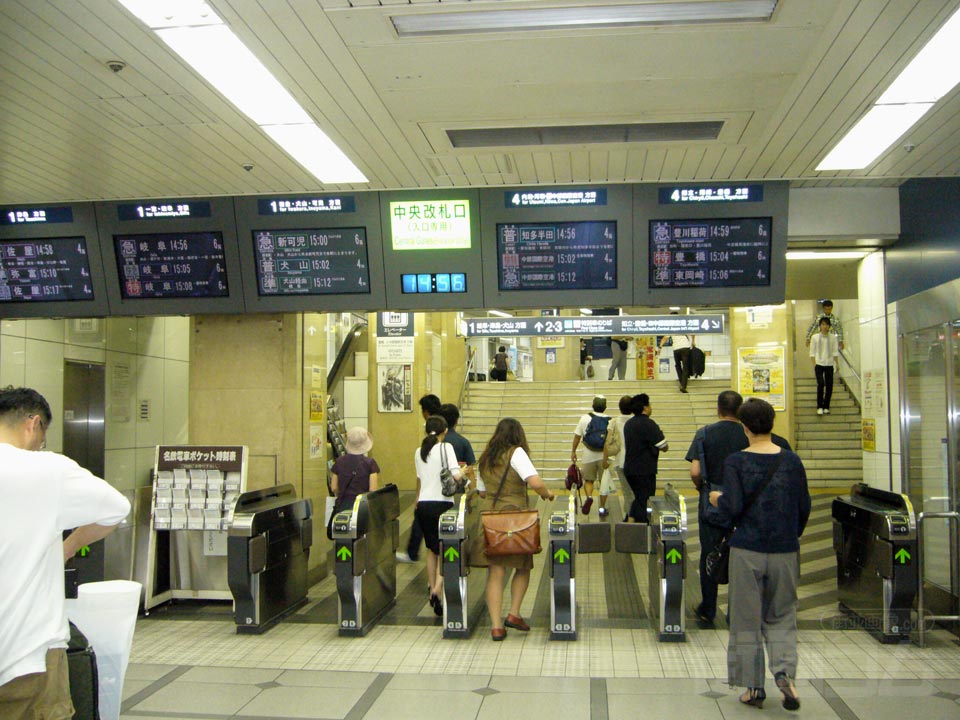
[0,316,190,492]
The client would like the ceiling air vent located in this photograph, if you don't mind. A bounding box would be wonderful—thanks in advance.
[447,121,723,148]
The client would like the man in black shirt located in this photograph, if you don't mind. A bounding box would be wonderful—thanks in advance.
[622,393,668,523]
[438,403,476,485]
[685,390,792,625]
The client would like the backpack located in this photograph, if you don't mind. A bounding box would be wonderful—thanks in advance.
[582,412,610,451]
[605,417,622,457]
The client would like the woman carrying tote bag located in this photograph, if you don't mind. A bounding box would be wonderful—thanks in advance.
[471,418,554,641]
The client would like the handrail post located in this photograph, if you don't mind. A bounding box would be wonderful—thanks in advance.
[916,510,960,647]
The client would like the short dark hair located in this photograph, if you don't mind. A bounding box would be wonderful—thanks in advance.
[821,299,833,308]
[0,387,52,428]
[819,317,832,327]
[631,393,650,414]
[618,395,632,415]
[738,398,775,435]
[418,394,442,415]
[498,346,506,353]
[717,390,743,418]
[592,396,607,413]
[438,403,460,428]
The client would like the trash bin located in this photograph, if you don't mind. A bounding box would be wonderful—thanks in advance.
[66,580,141,720]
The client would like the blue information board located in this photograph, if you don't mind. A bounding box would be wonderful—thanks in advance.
[497,221,617,291]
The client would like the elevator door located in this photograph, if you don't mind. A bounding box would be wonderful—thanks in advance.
[63,361,106,593]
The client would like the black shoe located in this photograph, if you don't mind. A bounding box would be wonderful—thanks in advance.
[694,608,714,627]
[429,593,443,617]
[740,688,765,708]
[775,672,800,711]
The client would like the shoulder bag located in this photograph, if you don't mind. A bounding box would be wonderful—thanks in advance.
[605,417,622,458]
[481,450,541,556]
[439,442,466,496]
[704,453,784,584]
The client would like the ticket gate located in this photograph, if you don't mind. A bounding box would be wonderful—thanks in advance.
[615,487,688,642]
[330,484,400,637]
[227,484,313,634]
[548,496,610,640]
[438,495,470,638]
[833,483,918,643]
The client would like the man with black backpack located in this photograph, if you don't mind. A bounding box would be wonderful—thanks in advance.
[570,396,610,516]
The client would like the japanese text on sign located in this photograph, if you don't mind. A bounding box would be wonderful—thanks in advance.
[390,200,471,250]
[464,314,723,337]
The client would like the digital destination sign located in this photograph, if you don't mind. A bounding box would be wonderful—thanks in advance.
[257,196,356,215]
[658,185,764,204]
[649,217,772,289]
[253,228,370,296]
[114,231,229,299]
[389,200,471,250]
[505,189,607,208]
[0,237,95,303]
[401,273,466,294]
[497,221,617,292]
[116,201,212,221]
[2,206,74,226]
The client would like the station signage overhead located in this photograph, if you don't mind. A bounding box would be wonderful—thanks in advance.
[116,201,212,221]
[658,185,764,204]
[505,189,607,208]
[2,206,74,225]
[463,314,724,337]
[256,196,356,215]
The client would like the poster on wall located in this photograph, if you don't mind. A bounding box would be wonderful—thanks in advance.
[310,391,324,422]
[536,336,564,349]
[309,424,324,459]
[863,369,886,417]
[737,346,785,410]
[378,364,412,412]
[862,418,876,452]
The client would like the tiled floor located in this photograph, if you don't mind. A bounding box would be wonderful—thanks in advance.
[119,493,960,719]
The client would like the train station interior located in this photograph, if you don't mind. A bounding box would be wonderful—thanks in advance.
[4,1,960,719]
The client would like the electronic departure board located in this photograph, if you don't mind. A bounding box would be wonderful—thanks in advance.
[649,217,772,288]
[253,227,370,296]
[0,237,95,303]
[497,221,617,291]
[114,231,229,299]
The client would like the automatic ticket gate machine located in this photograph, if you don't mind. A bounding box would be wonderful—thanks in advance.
[832,483,918,643]
[331,484,400,637]
[614,487,688,642]
[548,495,610,640]
[439,495,470,638]
[227,484,313,634]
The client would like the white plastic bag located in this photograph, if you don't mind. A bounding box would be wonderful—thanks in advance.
[66,580,141,720]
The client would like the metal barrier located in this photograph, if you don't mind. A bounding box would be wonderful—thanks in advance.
[227,484,313,634]
[832,483,917,643]
[331,484,400,636]
[917,510,960,647]
[438,494,471,638]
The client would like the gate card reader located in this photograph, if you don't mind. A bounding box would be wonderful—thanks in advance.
[832,483,917,643]
[227,484,313,634]
[439,494,470,638]
[332,484,400,637]
[549,495,577,640]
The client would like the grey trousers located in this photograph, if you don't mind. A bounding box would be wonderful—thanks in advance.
[727,547,800,688]
[608,342,627,380]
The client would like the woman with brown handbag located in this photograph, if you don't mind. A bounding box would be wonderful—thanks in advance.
[473,418,554,641]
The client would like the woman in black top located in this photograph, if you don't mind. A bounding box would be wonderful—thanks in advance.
[709,398,810,711]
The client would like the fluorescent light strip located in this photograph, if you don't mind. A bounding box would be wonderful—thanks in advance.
[488,310,512,318]
[817,6,960,170]
[393,1,777,36]
[786,251,870,260]
[117,0,366,184]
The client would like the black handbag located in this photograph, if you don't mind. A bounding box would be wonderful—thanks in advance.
[705,453,784,585]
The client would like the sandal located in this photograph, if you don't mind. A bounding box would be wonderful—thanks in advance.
[775,672,800,711]
[739,687,765,708]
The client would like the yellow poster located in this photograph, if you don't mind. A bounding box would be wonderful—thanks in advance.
[310,391,325,422]
[536,336,565,348]
[737,346,786,410]
[862,418,876,452]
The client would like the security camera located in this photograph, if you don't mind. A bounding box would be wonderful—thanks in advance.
[106,60,126,73]
[242,163,254,172]
[904,142,916,153]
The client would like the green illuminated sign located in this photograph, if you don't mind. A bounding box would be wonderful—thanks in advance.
[666,548,682,564]
[553,548,570,564]
[444,546,460,562]
[336,546,352,562]
[389,200,471,250]
[894,548,911,564]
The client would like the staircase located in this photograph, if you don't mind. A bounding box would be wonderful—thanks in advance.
[459,378,733,490]
[793,376,863,488]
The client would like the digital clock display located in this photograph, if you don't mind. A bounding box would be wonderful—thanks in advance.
[114,231,229,299]
[116,201,212,221]
[649,217,772,288]
[253,228,370,296]
[401,273,467,294]
[496,221,617,291]
[1,206,74,225]
[0,237,94,303]
[257,197,356,215]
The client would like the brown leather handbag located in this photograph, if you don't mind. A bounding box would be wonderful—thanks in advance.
[481,449,542,556]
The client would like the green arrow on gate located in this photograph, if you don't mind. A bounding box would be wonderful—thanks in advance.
[336,546,352,562]
[78,546,91,558]
[444,546,460,562]
[894,548,911,564]
[666,548,682,564]
[554,547,570,564]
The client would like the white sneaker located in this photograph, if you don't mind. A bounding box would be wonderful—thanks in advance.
[824,408,831,414]
[395,551,415,564]
[817,408,824,415]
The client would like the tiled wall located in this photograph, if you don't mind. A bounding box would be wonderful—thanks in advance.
[0,316,190,492]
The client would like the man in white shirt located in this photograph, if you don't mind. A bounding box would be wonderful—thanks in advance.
[0,387,131,719]
[659,332,696,393]
[570,396,610,516]
[810,317,840,415]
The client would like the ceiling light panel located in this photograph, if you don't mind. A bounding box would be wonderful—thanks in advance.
[815,103,932,171]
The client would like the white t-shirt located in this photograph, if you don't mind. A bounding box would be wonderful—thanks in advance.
[575,412,610,463]
[0,444,131,686]
[810,331,839,366]
[666,335,691,350]
[609,415,628,467]
[477,446,538,493]
[414,441,461,503]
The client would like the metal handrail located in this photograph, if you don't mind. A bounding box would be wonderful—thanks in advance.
[457,350,478,428]
[916,509,960,647]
